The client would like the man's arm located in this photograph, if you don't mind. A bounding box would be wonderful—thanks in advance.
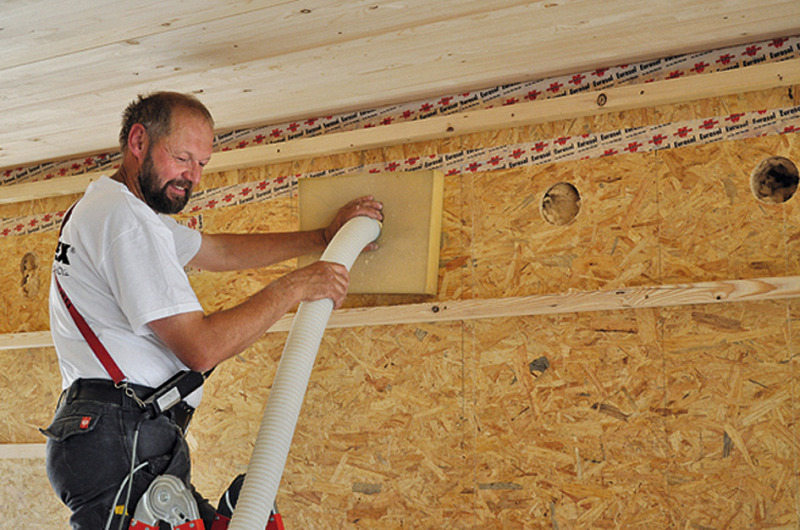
[148,259,349,372]
[150,195,383,372]
[189,229,325,272]
[188,195,383,272]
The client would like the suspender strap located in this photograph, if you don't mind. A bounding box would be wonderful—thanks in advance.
[58,203,76,237]
[54,275,127,384]
[55,201,126,384]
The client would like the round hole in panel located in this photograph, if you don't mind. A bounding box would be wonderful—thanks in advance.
[750,156,798,204]
[542,182,581,226]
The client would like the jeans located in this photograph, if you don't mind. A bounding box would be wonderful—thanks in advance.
[42,380,216,529]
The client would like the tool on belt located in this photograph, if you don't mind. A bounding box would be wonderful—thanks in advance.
[128,474,285,530]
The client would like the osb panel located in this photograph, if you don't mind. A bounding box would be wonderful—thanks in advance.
[0,347,61,443]
[188,331,289,504]
[184,195,299,315]
[436,134,475,302]
[179,183,297,235]
[438,171,473,301]
[651,86,796,126]
[281,322,473,528]
[470,153,660,298]
[187,321,474,528]
[0,347,64,527]
[658,134,800,284]
[0,459,70,527]
[790,298,800,522]
[470,310,670,528]
[0,231,57,334]
[10,300,799,527]
[662,300,798,527]
[304,148,363,176]
[3,86,800,529]
[0,191,79,220]
[2,88,796,324]
[197,168,242,191]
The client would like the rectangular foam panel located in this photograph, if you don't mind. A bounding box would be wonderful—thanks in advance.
[298,170,444,294]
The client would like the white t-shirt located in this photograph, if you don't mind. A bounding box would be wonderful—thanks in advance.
[49,176,205,406]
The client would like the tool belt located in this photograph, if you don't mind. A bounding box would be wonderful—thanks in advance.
[61,378,196,433]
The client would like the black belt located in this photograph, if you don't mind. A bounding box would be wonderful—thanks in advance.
[62,378,195,433]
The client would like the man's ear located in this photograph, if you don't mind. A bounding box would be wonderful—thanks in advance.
[127,123,149,161]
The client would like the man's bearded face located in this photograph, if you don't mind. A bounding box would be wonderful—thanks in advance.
[138,144,193,214]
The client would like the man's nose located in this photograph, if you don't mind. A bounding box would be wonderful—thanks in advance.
[185,161,203,185]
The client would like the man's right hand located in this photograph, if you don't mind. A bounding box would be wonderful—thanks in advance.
[286,260,350,309]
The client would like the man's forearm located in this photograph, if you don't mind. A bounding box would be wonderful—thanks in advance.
[190,195,383,273]
[148,260,349,371]
[194,274,305,369]
[190,229,327,272]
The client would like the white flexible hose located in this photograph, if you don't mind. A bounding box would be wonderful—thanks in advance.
[229,216,381,529]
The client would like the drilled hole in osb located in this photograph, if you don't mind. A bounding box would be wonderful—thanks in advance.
[542,182,581,226]
[750,156,798,204]
[20,252,40,298]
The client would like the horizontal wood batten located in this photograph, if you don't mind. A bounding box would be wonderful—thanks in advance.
[0,443,46,460]
[0,331,55,351]
[4,275,799,351]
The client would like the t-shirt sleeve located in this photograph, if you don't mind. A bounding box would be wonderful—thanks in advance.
[159,214,202,266]
[100,214,203,335]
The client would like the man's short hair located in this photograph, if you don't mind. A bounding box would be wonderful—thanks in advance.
[119,91,214,151]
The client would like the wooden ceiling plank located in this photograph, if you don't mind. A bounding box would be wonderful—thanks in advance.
[0,0,535,112]
[2,1,799,169]
[0,0,296,70]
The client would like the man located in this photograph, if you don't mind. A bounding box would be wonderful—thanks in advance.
[41,91,383,529]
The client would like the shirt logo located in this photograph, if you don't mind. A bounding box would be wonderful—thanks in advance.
[54,241,71,265]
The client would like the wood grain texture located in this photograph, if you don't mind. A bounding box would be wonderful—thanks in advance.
[3,1,799,169]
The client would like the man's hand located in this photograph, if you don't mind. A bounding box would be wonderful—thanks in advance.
[284,260,351,309]
[323,195,383,251]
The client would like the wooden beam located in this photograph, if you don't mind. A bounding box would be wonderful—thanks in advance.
[2,57,798,206]
[0,173,99,205]
[0,443,46,459]
[0,331,54,351]
[5,275,800,351]
[322,275,800,328]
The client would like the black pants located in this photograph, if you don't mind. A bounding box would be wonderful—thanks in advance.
[42,379,217,529]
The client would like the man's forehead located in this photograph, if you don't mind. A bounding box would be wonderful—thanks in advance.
[171,108,213,134]
[163,110,214,153]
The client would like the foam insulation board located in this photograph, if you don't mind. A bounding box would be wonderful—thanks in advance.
[298,170,443,294]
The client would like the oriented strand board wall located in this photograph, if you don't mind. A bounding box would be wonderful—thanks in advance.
[1,84,799,527]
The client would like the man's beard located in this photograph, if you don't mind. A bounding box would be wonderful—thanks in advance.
[138,148,193,214]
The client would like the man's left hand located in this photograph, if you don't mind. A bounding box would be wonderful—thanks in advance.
[323,195,383,251]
